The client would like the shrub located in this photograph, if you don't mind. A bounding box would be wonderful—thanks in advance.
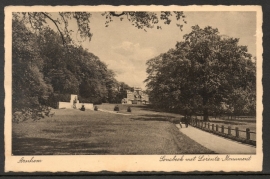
[127,106,132,112]
[80,105,85,111]
[94,105,98,111]
[12,105,51,123]
[114,105,119,111]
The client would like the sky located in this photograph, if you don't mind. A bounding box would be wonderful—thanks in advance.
[57,11,257,89]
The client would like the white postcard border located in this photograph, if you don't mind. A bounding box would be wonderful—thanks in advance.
[4,5,263,172]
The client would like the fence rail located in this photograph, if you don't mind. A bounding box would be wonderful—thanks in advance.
[189,118,256,146]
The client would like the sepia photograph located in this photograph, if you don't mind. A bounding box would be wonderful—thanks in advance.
[4,5,263,172]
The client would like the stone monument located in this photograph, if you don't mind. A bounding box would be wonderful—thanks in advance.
[58,94,93,110]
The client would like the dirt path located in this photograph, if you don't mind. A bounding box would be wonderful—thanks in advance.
[175,124,256,154]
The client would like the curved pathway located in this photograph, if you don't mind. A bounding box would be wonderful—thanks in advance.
[175,124,256,154]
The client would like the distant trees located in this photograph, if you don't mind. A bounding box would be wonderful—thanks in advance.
[145,25,256,121]
[12,17,131,121]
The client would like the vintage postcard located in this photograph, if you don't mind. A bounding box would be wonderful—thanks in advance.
[4,5,263,172]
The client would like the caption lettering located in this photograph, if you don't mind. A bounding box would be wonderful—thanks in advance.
[17,157,42,163]
[159,155,252,162]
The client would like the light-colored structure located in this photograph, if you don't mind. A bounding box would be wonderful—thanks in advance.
[58,94,93,110]
[122,87,149,104]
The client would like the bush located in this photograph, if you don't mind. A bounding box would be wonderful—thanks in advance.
[12,105,51,123]
[127,106,132,112]
[80,105,85,111]
[114,105,119,111]
[94,105,98,111]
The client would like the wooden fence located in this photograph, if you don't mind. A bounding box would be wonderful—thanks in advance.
[189,118,256,146]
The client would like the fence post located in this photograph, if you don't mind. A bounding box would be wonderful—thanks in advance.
[228,126,231,135]
[208,123,210,129]
[216,125,219,132]
[212,124,214,131]
[221,125,224,133]
[246,128,250,140]
[235,127,239,138]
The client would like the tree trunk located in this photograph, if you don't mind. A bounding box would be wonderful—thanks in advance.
[203,108,209,121]
[202,95,209,121]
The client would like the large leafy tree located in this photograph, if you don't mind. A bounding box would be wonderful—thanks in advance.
[12,18,53,121]
[145,25,256,121]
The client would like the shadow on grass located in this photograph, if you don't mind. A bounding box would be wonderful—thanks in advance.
[136,105,186,116]
[139,114,176,118]
[131,105,162,112]
[131,117,169,122]
[131,114,179,123]
[12,135,110,155]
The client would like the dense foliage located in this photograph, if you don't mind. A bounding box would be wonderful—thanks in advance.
[12,17,130,121]
[145,25,256,121]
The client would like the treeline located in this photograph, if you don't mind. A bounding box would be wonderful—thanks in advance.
[12,18,130,120]
[145,25,256,121]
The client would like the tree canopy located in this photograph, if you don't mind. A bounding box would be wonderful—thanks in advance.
[14,11,186,45]
[145,25,256,121]
[12,17,131,122]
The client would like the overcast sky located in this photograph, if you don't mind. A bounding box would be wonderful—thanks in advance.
[65,11,256,89]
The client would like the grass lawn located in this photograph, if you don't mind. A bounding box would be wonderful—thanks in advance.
[12,104,214,155]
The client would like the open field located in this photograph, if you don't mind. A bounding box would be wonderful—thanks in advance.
[12,105,214,155]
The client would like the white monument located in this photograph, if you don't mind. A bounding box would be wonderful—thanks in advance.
[58,94,93,110]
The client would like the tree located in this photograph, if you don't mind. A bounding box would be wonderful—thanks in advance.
[145,25,256,121]
[12,18,53,121]
[14,11,186,45]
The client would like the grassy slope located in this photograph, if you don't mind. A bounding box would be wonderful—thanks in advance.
[99,104,256,139]
[12,106,213,155]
